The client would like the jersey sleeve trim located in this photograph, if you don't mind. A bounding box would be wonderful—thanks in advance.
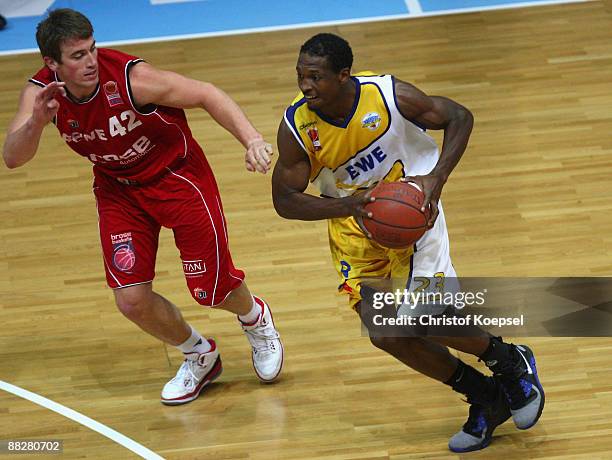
[28,78,46,88]
[283,99,308,153]
[125,59,157,116]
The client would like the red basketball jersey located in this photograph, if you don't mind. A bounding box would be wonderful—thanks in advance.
[30,48,203,183]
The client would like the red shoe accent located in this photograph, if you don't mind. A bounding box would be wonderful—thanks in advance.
[161,356,223,406]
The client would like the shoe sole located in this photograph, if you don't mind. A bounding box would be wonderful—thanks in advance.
[161,356,223,406]
[515,345,545,430]
[449,437,492,453]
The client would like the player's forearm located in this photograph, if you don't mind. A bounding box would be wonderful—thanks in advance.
[200,84,262,147]
[3,118,45,168]
[431,106,473,180]
[273,191,355,221]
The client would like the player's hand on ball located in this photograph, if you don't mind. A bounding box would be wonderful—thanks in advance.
[245,138,273,174]
[344,188,376,239]
[402,174,446,228]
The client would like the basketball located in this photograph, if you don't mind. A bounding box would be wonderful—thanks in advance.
[361,181,431,249]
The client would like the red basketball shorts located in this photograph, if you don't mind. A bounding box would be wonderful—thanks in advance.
[93,149,245,306]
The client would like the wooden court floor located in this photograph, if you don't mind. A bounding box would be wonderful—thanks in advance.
[1,1,612,458]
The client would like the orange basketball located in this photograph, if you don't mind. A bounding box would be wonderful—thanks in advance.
[361,181,431,249]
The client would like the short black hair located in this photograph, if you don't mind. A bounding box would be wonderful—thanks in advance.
[300,33,353,73]
[36,9,93,62]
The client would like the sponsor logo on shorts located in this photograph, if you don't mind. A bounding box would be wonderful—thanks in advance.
[183,259,206,277]
[111,232,135,272]
[193,287,207,300]
[361,112,381,131]
[111,232,133,244]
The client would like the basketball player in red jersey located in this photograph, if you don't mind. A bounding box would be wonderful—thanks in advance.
[3,9,283,405]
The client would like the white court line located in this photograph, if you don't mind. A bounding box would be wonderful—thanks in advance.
[405,0,424,15]
[0,0,590,57]
[0,380,164,460]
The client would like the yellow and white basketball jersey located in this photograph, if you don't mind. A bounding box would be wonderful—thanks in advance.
[284,73,457,309]
[284,73,440,198]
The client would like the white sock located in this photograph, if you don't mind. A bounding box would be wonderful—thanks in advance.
[177,325,212,354]
[238,297,261,324]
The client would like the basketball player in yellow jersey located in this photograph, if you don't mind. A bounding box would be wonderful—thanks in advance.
[272,33,545,452]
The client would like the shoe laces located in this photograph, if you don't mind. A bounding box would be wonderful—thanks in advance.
[244,317,280,355]
[170,358,199,391]
[463,399,487,436]
[495,348,530,407]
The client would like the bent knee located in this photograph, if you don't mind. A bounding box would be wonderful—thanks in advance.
[114,287,152,320]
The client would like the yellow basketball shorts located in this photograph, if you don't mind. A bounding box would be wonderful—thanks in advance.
[328,202,456,310]
[328,215,413,310]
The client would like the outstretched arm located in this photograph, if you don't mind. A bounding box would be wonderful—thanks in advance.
[129,62,272,174]
[394,78,473,226]
[272,119,372,221]
[3,81,66,169]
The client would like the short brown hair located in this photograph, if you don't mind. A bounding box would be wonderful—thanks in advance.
[36,9,93,62]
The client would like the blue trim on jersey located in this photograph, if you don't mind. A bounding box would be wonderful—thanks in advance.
[331,80,393,173]
[314,77,361,129]
[391,75,428,132]
[284,97,309,150]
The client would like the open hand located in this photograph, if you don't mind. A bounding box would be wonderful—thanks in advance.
[32,81,66,126]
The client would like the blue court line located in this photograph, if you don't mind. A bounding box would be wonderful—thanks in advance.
[0,0,589,55]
